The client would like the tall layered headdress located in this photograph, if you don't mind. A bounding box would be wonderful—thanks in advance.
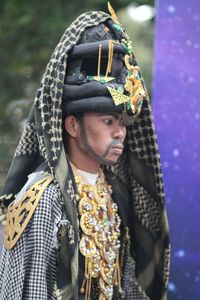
[0,4,170,300]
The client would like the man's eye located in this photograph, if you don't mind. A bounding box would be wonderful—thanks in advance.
[104,119,113,125]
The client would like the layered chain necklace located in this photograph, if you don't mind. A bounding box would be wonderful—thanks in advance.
[72,165,122,300]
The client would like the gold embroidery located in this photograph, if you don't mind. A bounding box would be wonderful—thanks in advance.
[72,166,121,300]
[4,175,53,250]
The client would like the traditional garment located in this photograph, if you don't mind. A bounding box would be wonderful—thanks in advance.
[0,172,60,299]
[0,6,170,300]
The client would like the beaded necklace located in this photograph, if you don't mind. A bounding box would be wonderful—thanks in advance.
[72,165,122,300]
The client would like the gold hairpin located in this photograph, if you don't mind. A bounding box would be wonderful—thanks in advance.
[108,2,120,24]
[105,40,114,77]
[97,43,102,79]
[88,41,115,84]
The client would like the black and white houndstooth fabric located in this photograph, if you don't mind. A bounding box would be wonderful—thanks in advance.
[0,180,61,299]
[122,256,150,300]
[14,122,38,157]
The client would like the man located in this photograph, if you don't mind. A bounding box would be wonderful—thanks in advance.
[0,4,170,300]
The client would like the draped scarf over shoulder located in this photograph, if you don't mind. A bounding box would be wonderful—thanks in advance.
[0,10,170,300]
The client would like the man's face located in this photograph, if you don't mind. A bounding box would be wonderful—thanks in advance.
[77,112,127,165]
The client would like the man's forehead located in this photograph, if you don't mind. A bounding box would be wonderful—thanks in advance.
[85,112,123,119]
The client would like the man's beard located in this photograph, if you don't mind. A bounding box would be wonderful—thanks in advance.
[79,119,123,166]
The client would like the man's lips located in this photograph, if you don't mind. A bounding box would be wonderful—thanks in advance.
[111,144,124,154]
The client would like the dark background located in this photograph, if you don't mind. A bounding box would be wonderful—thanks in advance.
[153,0,200,299]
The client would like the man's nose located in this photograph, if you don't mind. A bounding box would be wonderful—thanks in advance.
[113,124,126,140]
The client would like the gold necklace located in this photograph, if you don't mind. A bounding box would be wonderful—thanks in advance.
[72,166,122,300]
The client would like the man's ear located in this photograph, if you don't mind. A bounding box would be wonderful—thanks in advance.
[64,115,79,138]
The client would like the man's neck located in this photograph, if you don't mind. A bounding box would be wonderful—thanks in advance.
[73,168,99,186]
[67,151,100,174]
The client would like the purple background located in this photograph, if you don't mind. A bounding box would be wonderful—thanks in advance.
[153,0,200,299]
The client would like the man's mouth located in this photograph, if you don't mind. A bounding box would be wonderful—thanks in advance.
[111,144,124,154]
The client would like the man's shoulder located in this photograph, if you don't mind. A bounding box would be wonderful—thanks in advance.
[4,173,57,250]
[14,172,54,202]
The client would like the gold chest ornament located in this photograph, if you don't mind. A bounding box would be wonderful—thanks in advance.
[72,167,122,300]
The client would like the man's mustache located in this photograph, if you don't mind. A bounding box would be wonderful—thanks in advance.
[102,139,124,158]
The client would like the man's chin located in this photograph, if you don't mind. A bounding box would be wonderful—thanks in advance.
[101,155,121,166]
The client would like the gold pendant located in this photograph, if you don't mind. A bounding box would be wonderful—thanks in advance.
[78,197,96,215]
[73,166,121,300]
[80,212,97,235]
[79,235,97,257]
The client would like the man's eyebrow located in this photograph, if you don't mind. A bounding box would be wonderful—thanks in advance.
[96,112,120,119]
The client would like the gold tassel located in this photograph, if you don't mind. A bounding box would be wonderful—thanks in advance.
[86,257,92,300]
[113,254,122,294]
[80,257,93,300]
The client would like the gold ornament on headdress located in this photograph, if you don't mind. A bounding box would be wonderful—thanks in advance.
[107,86,130,106]
[88,40,116,84]
[108,2,120,24]
[105,40,114,77]
[124,54,146,114]
[107,53,146,123]
[107,2,130,42]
